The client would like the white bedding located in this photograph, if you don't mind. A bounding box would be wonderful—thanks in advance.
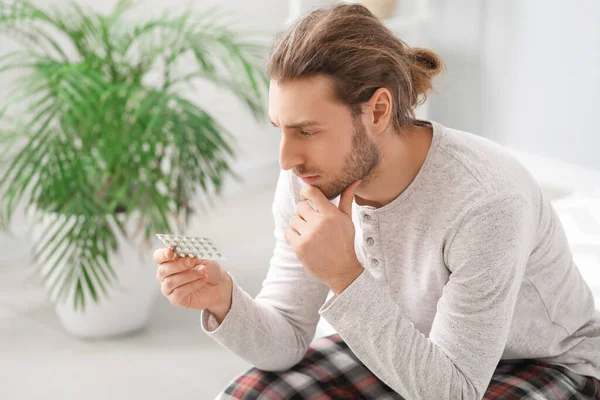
[551,189,600,309]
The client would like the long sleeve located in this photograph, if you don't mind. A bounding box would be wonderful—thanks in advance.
[201,170,331,370]
[319,193,535,400]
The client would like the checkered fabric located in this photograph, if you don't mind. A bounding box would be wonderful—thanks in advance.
[216,334,600,400]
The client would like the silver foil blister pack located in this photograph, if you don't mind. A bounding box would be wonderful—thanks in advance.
[156,234,224,260]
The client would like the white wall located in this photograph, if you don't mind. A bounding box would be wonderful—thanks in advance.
[426,0,600,172]
[486,0,599,172]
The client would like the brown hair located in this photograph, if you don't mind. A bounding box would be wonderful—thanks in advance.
[268,2,445,132]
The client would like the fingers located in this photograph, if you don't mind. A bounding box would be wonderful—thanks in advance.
[153,247,175,264]
[156,256,201,283]
[284,227,300,246]
[338,180,361,216]
[289,215,307,235]
[299,186,334,214]
[161,265,208,296]
[167,276,211,306]
[295,201,318,222]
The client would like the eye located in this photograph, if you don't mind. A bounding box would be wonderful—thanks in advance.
[300,130,315,137]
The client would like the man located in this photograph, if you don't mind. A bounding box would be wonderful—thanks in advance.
[153,4,600,399]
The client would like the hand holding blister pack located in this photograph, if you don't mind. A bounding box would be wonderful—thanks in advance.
[153,234,231,314]
[155,233,225,260]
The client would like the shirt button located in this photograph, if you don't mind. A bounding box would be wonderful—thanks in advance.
[366,237,374,246]
[363,214,371,222]
[372,258,379,266]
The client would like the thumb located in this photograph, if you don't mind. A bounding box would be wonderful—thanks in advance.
[338,180,361,216]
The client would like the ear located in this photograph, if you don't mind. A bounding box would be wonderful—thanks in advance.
[364,88,393,136]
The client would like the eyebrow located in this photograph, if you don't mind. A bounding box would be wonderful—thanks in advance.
[270,119,322,129]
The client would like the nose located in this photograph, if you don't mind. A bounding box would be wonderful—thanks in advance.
[279,136,303,171]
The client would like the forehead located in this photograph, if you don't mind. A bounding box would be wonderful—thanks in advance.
[268,75,346,123]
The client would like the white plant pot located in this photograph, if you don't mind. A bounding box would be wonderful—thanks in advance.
[29,210,167,339]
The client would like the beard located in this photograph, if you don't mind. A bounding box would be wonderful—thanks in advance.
[295,116,381,200]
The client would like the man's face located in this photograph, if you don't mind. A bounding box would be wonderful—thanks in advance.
[269,75,380,200]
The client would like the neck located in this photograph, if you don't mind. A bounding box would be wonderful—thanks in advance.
[354,123,433,208]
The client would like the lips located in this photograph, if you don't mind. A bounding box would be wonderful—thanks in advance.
[300,175,320,184]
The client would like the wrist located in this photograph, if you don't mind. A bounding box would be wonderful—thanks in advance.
[330,262,364,296]
[208,272,233,324]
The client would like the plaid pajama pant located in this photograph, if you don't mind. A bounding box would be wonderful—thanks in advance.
[217,334,600,400]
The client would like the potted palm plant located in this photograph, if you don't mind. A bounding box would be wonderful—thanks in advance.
[0,0,268,338]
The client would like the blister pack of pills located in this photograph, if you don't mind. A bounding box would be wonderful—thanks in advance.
[156,233,225,260]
